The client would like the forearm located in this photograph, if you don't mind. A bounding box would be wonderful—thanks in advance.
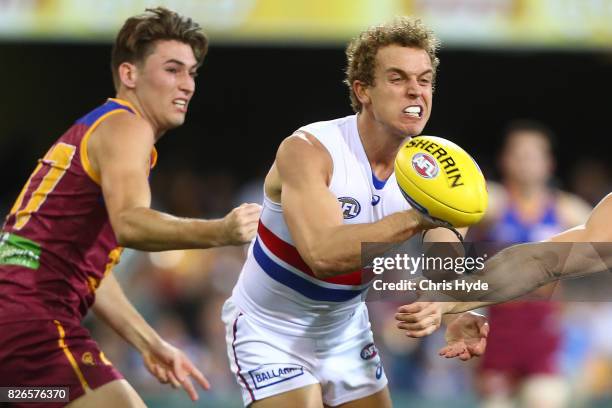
[444,240,612,313]
[92,274,162,353]
[310,210,422,277]
[115,207,226,251]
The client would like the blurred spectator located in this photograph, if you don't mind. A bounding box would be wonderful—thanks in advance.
[470,120,591,408]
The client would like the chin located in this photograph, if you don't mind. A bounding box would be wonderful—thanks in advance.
[402,125,424,137]
[167,116,186,129]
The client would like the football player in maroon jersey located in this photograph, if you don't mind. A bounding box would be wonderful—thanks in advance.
[0,7,260,407]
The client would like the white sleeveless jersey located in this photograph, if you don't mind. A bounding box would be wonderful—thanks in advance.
[231,115,411,336]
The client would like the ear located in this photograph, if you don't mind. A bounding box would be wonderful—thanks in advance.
[118,62,139,89]
[353,80,371,107]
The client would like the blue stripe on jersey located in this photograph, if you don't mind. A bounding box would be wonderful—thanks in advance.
[252,238,364,302]
[76,100,134,126]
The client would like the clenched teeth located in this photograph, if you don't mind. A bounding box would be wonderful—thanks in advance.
[404,106,422,118]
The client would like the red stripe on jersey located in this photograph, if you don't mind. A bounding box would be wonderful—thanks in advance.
[257,221,366,286]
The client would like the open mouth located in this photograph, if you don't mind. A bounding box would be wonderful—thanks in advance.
[173,99,187,110]
[403,105,423,119]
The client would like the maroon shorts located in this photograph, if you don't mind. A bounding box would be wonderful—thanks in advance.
[0,319,123,407]
[480,303,561,379]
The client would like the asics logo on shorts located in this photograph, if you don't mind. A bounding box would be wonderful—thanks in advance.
[248,363,304,389]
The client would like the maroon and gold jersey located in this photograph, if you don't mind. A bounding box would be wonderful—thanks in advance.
[0,98,157,323]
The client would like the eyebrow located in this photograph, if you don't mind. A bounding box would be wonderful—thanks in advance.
[163,59,199,70]
[385,67,434,77]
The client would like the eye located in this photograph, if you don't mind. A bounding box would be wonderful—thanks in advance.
[189,71,199,78]
[389,76,402,83]
[420,77,433,85]
[166,67,178,74]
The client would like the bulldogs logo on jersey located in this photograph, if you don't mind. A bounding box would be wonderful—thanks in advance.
[338,197,361,219]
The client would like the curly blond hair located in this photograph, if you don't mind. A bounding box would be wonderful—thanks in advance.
[344,17,440,112]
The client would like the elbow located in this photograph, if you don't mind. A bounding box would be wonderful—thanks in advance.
[310,260,336,279]
[114,227,136,248]
[304,248,340,279]
[113,214,141,248]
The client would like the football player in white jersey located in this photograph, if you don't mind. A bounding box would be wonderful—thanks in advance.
[222,17,488,407]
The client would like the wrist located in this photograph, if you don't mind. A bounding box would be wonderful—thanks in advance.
[197,218,228,247]
[133,329,163,354]
[214,218,231,246]
[405,209,424,233]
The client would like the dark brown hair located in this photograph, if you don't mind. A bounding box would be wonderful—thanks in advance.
[344,17,440,112]
[111,7,208,91]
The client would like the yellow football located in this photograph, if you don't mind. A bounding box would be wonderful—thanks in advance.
[394,135,488,227]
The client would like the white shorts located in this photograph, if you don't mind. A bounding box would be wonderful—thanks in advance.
[222,298,388,407]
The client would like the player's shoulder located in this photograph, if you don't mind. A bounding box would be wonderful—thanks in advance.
[97,109,152,136]
[298,115,355,139]
[90,109,154,152]
[277,131,327,163]
[87,108,155,166]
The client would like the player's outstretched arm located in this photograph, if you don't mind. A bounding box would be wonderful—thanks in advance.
[276,132,431,278]
[92,273,210,401]
[89,113,260,251]
[399,193,612,318]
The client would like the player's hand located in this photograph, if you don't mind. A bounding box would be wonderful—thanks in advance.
[411,209,453,231]
[142,339,210,401]
[439,312,489,361]
[221,203,262,245]
[395,301,453,337]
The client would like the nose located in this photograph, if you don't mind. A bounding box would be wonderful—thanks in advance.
[179,72,195,96]
[406,77,422,99]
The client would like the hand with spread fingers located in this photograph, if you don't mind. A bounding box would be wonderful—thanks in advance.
[142,339,211,401]
[439,311,489,361]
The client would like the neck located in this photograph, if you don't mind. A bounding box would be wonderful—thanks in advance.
[115,91,165,141]
[506,180,548,200]
[356,110,409,180]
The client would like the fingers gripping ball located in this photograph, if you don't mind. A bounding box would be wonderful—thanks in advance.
[395,136,488,228]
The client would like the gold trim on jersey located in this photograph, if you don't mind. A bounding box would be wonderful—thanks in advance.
[10,162,42,215]
[107,98,158,168]
[86,247,124,294]
[151,147,158,168]
[99,351,113,366]
[54,320,91,391]
[108,98,142,117]
[80,102,159,185]
[13,143,77,230]
[79,109,130,185]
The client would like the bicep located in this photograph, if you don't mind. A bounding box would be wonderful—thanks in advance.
[89,116,155,223]
[277,134,343,256]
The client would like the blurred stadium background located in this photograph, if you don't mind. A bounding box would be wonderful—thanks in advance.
[2,0,612,407]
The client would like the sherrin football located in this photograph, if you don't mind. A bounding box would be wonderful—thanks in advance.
[394,136,488,228]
